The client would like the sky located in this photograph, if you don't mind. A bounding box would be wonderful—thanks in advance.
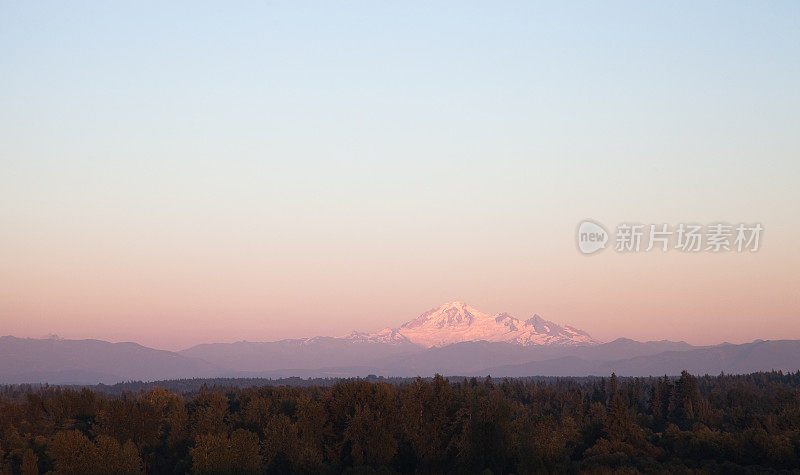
[1,1,799,350]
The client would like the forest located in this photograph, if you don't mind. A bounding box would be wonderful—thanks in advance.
[2,371,800,473]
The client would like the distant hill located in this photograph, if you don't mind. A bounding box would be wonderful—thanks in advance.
[179,337,423,373]
[482,340,800,377]
[0,335,224,384]
[177,337,701,377]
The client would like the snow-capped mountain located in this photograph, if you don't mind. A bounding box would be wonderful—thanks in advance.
[351,301,597,348]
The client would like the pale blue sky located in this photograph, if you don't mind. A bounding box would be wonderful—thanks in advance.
[1,1,799,348]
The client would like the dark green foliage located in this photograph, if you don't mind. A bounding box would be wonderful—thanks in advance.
[2,371,800,473]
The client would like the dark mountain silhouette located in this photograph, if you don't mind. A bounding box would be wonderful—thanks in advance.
[180,337,700,377]
[179,337,422,372]
[0,335,223,384]
[3,335,800,384]
[483,340,800,377]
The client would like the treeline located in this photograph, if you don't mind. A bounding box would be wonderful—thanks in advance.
[2,371,800,473]
[56,375,593,395]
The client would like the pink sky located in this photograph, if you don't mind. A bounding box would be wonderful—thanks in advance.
[1,2,798,350]
[2,214,797,351]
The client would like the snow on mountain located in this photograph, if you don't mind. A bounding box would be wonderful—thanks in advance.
[343,328,413,345]
[349,301,597,348]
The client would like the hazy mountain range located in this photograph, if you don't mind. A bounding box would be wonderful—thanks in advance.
[2,302,799,384]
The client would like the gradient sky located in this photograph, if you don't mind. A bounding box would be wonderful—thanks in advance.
[1,1,799,350]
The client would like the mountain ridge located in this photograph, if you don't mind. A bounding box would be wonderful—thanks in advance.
[3,334,800,384]
[0,335,224,384]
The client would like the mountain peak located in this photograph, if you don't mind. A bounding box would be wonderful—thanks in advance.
[400,301,485,331]
[387,302,597,348]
